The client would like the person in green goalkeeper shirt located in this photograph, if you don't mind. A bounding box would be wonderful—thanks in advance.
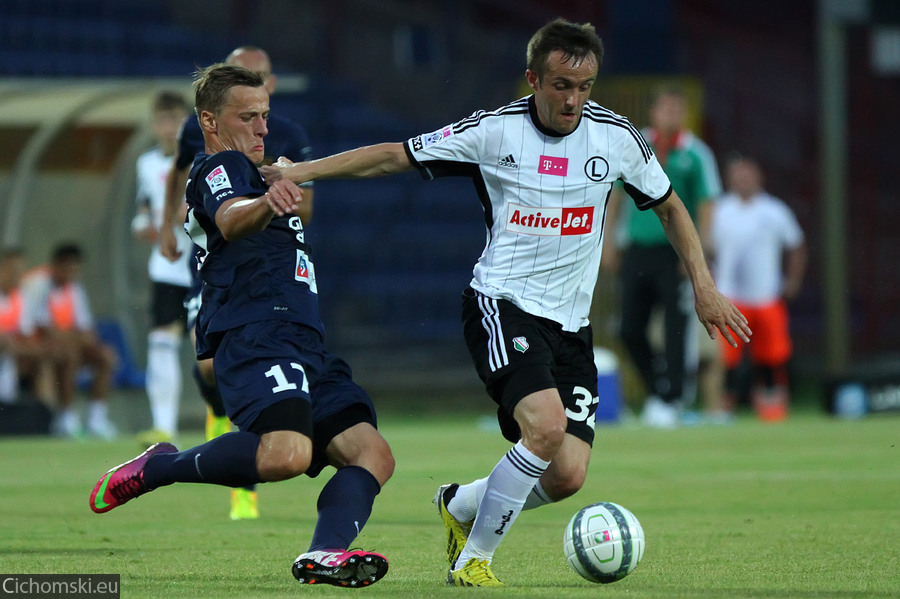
[602,85,722,428]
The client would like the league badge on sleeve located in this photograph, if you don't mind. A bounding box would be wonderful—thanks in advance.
[414,125,454,151]
[205,165,232,194]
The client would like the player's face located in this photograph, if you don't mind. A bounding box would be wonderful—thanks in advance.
[152,107,187,154]
[649,93,686,135]
[215,85,269,165]
[727,159,763,198]
[527,50,598,135]
[50,259,80,286]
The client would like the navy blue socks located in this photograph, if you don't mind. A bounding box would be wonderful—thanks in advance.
[308,466,381,551]
[143,431,261,489]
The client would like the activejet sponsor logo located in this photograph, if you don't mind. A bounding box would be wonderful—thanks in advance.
[506,204,593,236]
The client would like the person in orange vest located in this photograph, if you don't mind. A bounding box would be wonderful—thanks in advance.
[0,248,27,402]
[0,248,56,404]
[21,243,118,438]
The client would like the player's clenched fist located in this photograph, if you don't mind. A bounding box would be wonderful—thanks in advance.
[265,179,304,217]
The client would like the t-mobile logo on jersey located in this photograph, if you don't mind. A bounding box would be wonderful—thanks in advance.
[506,204,594,236]
[538,155,568,176]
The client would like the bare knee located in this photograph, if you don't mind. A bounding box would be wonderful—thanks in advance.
[540,433,592,501]
[515,391,568,461]
[256,431,312,482]
[361,436,395,487]
[327,423,395,487]
[542,463,587,501]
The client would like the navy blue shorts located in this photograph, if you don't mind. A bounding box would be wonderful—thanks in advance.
[213,319,377,451]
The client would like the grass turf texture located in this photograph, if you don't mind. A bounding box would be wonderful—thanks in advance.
[0,411,897,598]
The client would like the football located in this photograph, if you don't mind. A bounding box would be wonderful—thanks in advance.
[563,502,645,584]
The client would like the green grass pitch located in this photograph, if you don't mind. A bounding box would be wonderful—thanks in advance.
[0,410,897,598]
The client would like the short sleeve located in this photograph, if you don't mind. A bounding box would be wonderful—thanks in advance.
[175,117,205,171]
[134,153,151,207]
[405,114,485,179]
[620,147,672,211]
[693,140,722,202]
[194,151,266,219]
[777,202,804,248]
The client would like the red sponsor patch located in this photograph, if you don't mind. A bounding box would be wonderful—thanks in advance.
[506,204,593,236]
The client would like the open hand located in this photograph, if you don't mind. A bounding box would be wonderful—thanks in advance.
[695,288,752,348]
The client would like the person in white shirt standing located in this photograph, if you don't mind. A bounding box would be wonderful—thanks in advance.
[132,91,193,443]
[709,156,806,421]
[262,18,751,586]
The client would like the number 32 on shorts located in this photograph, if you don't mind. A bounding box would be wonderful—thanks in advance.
[565,386,598,429]
[265,363,309,395]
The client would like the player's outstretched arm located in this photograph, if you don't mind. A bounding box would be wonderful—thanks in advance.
[652,192,751,348]
[260,143,412,185]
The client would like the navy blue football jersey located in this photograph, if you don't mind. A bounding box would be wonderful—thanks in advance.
[184,150,323,346]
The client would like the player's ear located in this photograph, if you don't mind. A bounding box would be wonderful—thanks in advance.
[525,69,540,92]
[199,110,217,134]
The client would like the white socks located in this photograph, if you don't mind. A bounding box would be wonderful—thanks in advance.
[448,477,488,522]
[454,441,549,569]
[522,481,553,510]
[449,478,553,522]
[146,329,182,435]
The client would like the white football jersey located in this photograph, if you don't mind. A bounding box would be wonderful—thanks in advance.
[135,146,193,287]
[406,96,672,331]
[711,191,804,305]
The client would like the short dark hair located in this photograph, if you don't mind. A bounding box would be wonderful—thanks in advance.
[526,18,604,79]
[51,243,83,263]
[193,63,266,117]
[152,90,188,113]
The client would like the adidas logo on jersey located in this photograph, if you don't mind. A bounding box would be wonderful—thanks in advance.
[498,154,518,169]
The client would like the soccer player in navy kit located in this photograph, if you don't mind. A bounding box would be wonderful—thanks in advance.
[160,46,315,520]
[263,18,750,586]
[89,64,393,588]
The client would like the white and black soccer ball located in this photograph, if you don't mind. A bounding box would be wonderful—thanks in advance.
[563,502,645,584]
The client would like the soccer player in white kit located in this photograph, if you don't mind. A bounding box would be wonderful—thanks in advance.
[262,18,751,586]
[132,91,193,442]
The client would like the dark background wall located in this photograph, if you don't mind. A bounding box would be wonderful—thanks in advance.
[1,0,897,398]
